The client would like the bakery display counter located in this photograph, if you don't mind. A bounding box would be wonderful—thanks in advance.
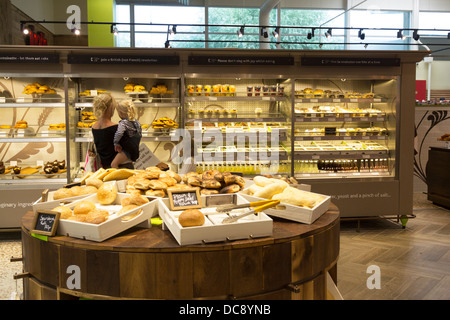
[20,203,339,300]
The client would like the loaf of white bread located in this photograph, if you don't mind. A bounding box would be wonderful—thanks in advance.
[247,176,324,209]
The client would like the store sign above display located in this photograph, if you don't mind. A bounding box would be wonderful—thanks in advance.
[188,55,294,66]
[0,53,59,63]
[67,54,179,65]
[301,57,400,67]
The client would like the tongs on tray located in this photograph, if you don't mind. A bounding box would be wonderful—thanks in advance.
[219,199,280,224]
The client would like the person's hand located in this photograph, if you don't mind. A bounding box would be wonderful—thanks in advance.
[115,145,122,152]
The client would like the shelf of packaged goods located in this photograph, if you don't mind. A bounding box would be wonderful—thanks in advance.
[74,102,180,109]
[0,103,65,108]
[185,95,286,102]
[191,128,288,142]
[196,147,289,161]
[186,115,288,123]
[294,135,387,141]
[295,114,386,122]
[294,171,392,179]
[294,97,388,103]
[293,151,389,160]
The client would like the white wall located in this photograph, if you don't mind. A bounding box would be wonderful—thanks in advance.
[416,60,450,90]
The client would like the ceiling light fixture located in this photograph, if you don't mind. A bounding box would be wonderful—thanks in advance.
[165,40,171,48]
[397,29,404,39]
[413,29,420,41]
[72,28,81,36]
[325,28,332,38]
[261,27,268,38]
[307,28,315,40]
[237,26,244,37]
[111,24,119,36]
[272,27,280,38]
[171,25,177,34]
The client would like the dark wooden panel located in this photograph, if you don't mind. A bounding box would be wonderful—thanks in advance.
[86,250,120,297]
[193,250,230,298]
[262,242,291,292]
[291,236,314,282]
[119,252,157,299]
[230,246,263,298]
[39,241,59,287]
[155,252,193,299]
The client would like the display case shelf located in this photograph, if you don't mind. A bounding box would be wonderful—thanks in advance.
[293,98,388,103]
[185,96,285,102]
[0,102,65,108]
[74,102,179,109]
[186,115,287,123]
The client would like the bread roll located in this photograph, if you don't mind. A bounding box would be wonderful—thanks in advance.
[97,183,118,205]
[133,178,151,190]
[253,181,287,199]
[202,170,220,180]
[167,184,190,190]
[85,177,104,189]
[145,189,165,197]
[158,176,177,187]
[144,167,161,179]
[233,176,246,187]
[83,186,98,194]
[148,180,168,190]
[248,184,263,195]
[67,214,87,222]
[178,209,205,227]
[187,176,202,187]
[202,179,222,189]
[52,205,73,219]
[272,187,323,208]
[53,188,73,200]
[223,175,237,185]
[200,188,219,195]
[103,169,135,182]
[85,208,109,224]
[220,184,241,194]
[73,200,96,215]
[253,176,275,187]
[121,193,150,206]
[163,170,181,183]
[182,172,199,184]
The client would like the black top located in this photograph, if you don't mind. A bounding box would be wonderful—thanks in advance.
[92,125,118,169]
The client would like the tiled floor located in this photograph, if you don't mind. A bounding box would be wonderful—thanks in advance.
[0,192,449,300]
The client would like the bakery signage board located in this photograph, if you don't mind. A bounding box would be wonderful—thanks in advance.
[301,57,400,67]
[67,54,179,65]
[0,53,59,63]
[188,55,294,66]
[167,188,202,211]
[31,210,60,236]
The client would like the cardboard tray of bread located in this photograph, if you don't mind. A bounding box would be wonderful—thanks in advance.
[158,193,273,246]
[239,176,331,225]
[33,183,158,242]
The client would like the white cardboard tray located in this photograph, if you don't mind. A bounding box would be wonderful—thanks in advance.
[158,194,273,246]
[33,193,158,242]
[239,187,330,225]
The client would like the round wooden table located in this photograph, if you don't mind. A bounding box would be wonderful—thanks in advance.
[20,204,339,300]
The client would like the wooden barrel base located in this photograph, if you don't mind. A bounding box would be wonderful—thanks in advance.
[21,204,340,300]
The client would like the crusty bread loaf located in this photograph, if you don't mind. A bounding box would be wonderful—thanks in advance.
[178,209,205,227]
[253,181,288,199]
[97,183,118,205]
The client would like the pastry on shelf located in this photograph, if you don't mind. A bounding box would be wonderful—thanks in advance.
[48,123,66,130]
[77,121,94,128]
[23,83,56,94]
[14,121,28,129]
[0,125,11,129]
[151,117,179,129]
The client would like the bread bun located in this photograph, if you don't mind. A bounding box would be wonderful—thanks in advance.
[53,188,73,200]
[97,183,118,205]
[83,186,98,194]
[158,176,177,187]
[70,186,84,196]
[178,209,205,227]
[85,208,109,224]
[220,184,241,194]
[121,194,150,207]
[73,200,96,215]
[52,205,73,219]
[145,189,165,197]
[67,214,87,222]
[200,188,219,195]
[164,170,181,183]
[85,177,103,189]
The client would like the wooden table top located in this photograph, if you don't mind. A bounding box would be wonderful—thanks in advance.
[22,203,339,253]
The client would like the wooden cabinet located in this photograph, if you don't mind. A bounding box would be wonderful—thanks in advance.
[426,147,450,208]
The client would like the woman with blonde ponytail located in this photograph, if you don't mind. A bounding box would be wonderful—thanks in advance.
[91,93,132,169]
[111,100,142,168]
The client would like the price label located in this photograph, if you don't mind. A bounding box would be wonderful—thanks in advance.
[350,99,358,103]
[361,117,369,121]
[16,97,25,103]
[31,210,60,236]
[262,97,271,101]
[167,188,202,211]
[311,118,319,122]
[310,99,318,102]
[0,97,5,103]
[91,90,98,96]
[208,97,217,101]
[333,99,340,103]
[312,155,320,159]
[327,118,336,122]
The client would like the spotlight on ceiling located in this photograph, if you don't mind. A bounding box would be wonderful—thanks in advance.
[397,29,404,39]
[272,27,280,38]
[165,40,171,48]
[413,29,420,41]
[261,27,268,38]
[72,28,81,36]
[324,28,332,38]
[111,24,119,36]
[237,26,244,37]
[21,23,30,35]
[171,25,177,34]
[358,29,365,40]
[307,28,315,40]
